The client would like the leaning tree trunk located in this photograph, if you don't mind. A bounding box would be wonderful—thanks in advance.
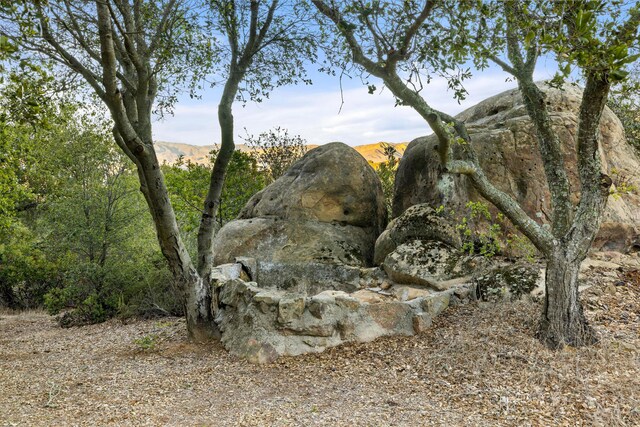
[195,73,242,324]
[136,143,218,342]
[538,248,597,348]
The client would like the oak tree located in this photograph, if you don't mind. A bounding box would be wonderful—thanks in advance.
[1,0,314,339]
[312,0,640,347]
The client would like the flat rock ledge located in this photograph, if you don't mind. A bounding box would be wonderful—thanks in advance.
[211,263,476,364]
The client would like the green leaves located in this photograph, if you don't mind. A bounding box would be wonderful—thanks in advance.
[574,9,595,36]
[610,68,629,82]
[163,149,267,235]
[243,127,307,184]
[0,34,16,56]
[524,30,536,48]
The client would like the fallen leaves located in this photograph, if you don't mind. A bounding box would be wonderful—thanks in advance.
[1,254,639,426]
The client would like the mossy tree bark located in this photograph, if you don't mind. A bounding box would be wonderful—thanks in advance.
[540,249,594,347]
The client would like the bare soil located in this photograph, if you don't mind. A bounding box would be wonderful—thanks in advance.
[1,261,639,426]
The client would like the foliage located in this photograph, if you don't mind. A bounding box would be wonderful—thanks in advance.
[205,1,317,104]
[609,64,640,154]
[0,124,29,230]
[440,201,537,261]
[1,0,320,337]
[0,222,65,309]
[164,150,267,237]
[0,63,54,231]
[312,0,640,347]
[0,68,68,308]
[608,167,638,199]
[37,124,181,325]
[134,333,159,352]
[0,88,180,323]
[243,127,307,182]
[2,1,214,116]
[216,151,267,224]
[456,202,503,257]
[374,143,400,217]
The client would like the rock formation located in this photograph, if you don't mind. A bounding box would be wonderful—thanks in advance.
[374,204,461,265]
[393,83,640,252]
[211,147,482,363]
[212,142,387,294]
[212,263,474,363]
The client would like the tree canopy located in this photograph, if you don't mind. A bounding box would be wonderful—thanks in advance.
[1,0,318,339]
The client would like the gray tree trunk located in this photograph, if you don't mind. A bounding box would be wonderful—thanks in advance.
[539,249,596,348]
[195,77,240,324]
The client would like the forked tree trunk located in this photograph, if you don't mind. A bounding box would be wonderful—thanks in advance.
[538,249,596,348]
[182,271,219,341]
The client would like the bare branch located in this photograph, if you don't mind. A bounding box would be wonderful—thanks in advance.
[34,1,106,99]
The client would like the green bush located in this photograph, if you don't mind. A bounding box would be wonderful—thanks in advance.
[374,143,400,217]
[0,222,65,309]
[0,76,185,324]
[164,150,267,241]
[436,201,538,261]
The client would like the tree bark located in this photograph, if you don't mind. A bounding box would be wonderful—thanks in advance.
[194,0,268,318]
[196,77,240,277]
[95,1,218,341]
[538,248,596,348]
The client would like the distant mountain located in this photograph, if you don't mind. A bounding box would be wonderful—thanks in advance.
[155,141,216,165]
[155,141,407,166]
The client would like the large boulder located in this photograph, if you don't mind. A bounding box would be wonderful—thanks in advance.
[393,83,640,252]
[374,204,461,265]
[382,240,464,288]
[212,142,387,293]
[393,139,469,218]
[212,263,473,363]
[373,203,485,292]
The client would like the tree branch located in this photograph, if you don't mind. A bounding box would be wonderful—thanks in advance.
[34,1,106,99]
[312,0,385,75]
[255,0,278,50]
[395,0,436,61]
[503,4,573,238]
[148,0,178,54]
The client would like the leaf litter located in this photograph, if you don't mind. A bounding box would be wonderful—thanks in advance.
[1,253,639,426]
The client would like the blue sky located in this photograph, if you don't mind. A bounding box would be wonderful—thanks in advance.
[152,62,558,147]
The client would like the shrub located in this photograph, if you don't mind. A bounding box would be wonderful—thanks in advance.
[243,127,307,182]
[375,143,400,217]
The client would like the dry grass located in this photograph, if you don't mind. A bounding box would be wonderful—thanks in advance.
[1,266,639,426]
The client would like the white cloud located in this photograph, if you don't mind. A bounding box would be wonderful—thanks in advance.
[152,65,557,147]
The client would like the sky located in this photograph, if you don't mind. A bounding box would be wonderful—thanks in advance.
[151,63,558,148]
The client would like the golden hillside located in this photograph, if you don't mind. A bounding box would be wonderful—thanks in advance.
[155,141,407,166]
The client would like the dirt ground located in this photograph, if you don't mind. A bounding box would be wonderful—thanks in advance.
[1,259,639,426]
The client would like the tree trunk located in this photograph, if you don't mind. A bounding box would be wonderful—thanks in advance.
[182,269,220,341]
[112,128,219,341]
[195,74,243,326]
[137,149,218,341]
[538,250,597,348]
